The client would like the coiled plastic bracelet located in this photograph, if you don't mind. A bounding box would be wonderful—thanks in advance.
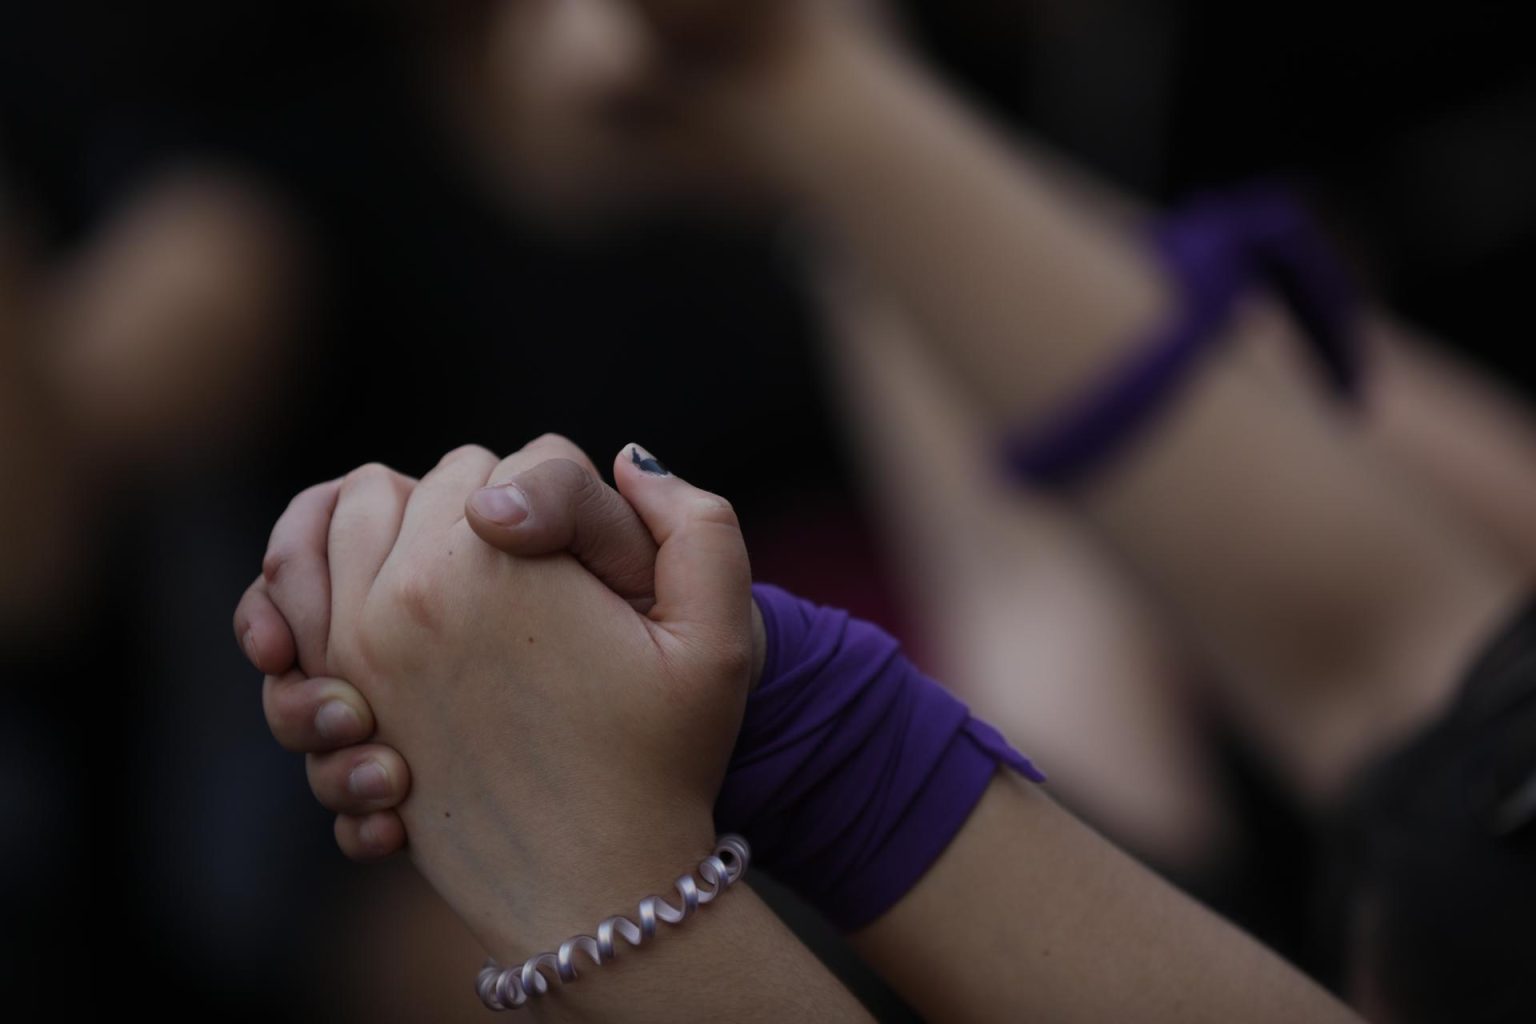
[475,835,751,1011]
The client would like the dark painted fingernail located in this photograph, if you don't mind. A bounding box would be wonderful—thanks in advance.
[469,484,530,526]
[630,445,670,476]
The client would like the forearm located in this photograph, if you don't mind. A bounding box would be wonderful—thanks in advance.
[715,23,1522,796]
[852,772,1358,1024]
[719,22,1167,419]
[814,259,1229,868]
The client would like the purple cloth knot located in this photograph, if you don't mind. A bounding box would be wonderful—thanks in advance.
[1004,182,1362,488]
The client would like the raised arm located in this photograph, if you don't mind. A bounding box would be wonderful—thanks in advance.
[636,7,1524,800]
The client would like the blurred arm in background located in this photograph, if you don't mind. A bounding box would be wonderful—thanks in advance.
[611,1,1530,807]
[814,253,1228,873]
[0,161,311,637]
[810,141,1536,869]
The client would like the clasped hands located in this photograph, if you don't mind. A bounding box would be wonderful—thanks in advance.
[233,434,765,957]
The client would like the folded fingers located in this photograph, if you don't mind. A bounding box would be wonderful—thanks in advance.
[306,744,412,814]
[393,444,500,553]
[261,479,343,676]
[333,811,407,862]
[329,463,416,640]
[234,575,296,676]
[262,670,377,752]
[469,456,658,609]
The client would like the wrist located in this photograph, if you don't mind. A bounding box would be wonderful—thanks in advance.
[438,803,718,964]
[477,871,872,1022]
[477,834,754,1013]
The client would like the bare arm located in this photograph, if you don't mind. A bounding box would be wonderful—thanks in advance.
[707,19,1522,798]
[813,256,1228,870]
[853,772,1357,1024]
[555,766,1357,1024]
[243,435,1359,1022]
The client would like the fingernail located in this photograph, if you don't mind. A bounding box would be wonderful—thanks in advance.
[359,816,384,851]
[349,761,392,800]
[630,445,670,476]
[316,700,363,742]
[241,629,258,665]
[469,484,530,526]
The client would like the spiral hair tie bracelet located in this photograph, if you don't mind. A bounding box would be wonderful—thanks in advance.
[475,835,751,1011]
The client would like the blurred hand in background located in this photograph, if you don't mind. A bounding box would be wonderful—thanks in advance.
[0,165,309,639]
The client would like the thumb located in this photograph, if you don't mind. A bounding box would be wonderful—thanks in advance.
[467,456,658,610]
[614,444,753,661]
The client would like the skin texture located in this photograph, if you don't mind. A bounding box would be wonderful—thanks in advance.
[239,434,1358,1021]
[253,0,1536,878]
[430,0,1536,861]
[850,772,1354,1024]
[238,434,766,855]
[290,443,748,946]
[679,11,1524,802]
[814,256,1228,870]
[234,8,1524,1018]
[811,159,1536,866]
[243,436,869,1021]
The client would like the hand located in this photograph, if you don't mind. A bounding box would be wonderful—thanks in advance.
[241,436,755,954]
[237,433,734,859]
[2,167,303,634]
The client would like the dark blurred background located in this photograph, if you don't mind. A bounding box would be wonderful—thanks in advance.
[1,0,1532,1018]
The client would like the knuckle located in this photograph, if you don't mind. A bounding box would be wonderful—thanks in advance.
[385,565,448,634]
[545,458,596,501]
[261,546,295,586]
[544,456,591,485]
[440,443,494,467]
[297,479,338,507]
[524,433,589,469]
[688,493,739,529]
[340,462,395,496]
[528,431,575,452]
[233,580,260,634]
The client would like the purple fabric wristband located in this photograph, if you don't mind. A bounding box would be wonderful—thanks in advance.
[1003,182,1362,488]
[713,583,1044,932]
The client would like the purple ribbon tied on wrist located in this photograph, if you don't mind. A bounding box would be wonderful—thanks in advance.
[715,584,1043,932]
